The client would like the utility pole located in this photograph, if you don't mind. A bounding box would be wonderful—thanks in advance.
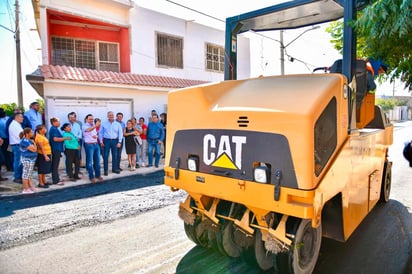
[15,0,23,108]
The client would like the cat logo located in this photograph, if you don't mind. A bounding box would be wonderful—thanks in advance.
[203,134,247,170]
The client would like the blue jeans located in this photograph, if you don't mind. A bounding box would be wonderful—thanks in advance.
[11,145,22,179]
[0,146,4,164]
[103,139,119,173]
[148,140,161,166]
[84,143,101,180]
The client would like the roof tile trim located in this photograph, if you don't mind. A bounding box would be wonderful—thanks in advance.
[36,65,208,88]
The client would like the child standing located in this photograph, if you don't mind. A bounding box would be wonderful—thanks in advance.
[19,128,38,194]
[61,123,80,181]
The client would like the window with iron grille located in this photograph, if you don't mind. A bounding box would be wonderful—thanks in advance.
[51,37,119,72]
[206,43,224,72]
[98,42,119,72]
[157,33,183,68]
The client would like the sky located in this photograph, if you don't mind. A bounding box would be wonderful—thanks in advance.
[0,0,41,108]
[0,0,407,108]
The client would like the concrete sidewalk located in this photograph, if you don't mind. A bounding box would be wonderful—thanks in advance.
[0,158,165,197]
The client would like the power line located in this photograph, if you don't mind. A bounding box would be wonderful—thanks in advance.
[248,30,316,72]
[165,0,225,23]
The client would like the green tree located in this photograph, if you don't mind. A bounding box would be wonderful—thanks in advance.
[36,98,44,114]
[0,103,21,116]
[376,97,406,111]
[326,0,412,89]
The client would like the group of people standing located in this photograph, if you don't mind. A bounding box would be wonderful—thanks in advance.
[0,103,167,194]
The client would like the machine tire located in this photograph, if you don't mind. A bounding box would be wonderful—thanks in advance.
[219,222,242,258]
[275,219,322,274]
[184,222,198,245]
[215,224,229,256]
[379,161,391,203]
[254,229,273,271]
[194,219,209,247]
[183,218,209,247]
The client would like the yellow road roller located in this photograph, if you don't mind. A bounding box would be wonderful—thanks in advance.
[164,0,393,273]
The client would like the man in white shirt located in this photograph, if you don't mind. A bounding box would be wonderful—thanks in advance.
[8,113,24,183]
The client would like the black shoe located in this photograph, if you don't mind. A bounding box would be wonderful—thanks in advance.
[155,165,159,168]
[74,176,81,180]
[104,172,108,176]
[113,170,120,174]
[119,168,123,171]
[70,177,76,182]
[13,178,22,184]
[0,176,8,181]
[147,165,152,167]
[135,164,139,168]
[38,184,49,188]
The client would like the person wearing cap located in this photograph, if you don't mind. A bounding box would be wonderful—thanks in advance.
[366,59,388,92]
[25,102,43,131]
[61,123,80,182]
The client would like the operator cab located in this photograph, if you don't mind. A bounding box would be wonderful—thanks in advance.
[225,0,377,129]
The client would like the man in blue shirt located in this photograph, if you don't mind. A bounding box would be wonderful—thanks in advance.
[147,114,164,168]
[25,102,43,131]
[99,111,123,175]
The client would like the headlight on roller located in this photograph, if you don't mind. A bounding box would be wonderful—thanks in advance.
[187,156,199,171]
[254,166,270,183]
